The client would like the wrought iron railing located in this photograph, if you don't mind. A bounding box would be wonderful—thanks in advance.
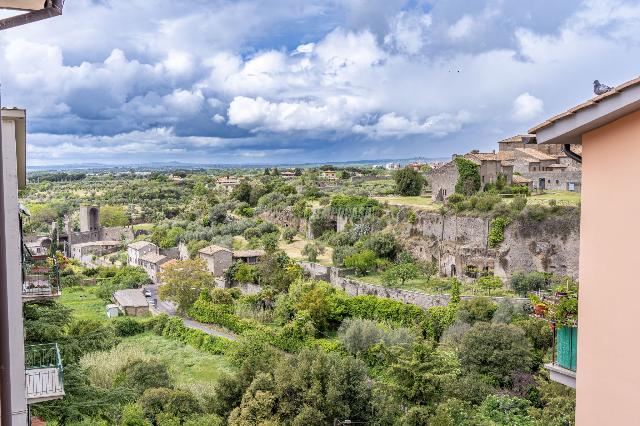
[22,256,60,298]
[25,343,65,400]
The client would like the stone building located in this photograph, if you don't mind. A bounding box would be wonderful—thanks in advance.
[428,161,459,201]
[113,289,149,316]
[233,249,266,264]
[127,241,157,266]
[61,205,133,258]
[464,151,514,186]
[216,176,241,192]
[71,240,121,264]
[126,241,172,283]
[138,252,169,284]
[198,244,233,277]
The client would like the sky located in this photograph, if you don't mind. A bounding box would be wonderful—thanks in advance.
[1,0,640,166]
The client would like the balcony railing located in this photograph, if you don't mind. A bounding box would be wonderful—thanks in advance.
[546,325,577,388]
[25,343,65,403]
[22,256,60,300]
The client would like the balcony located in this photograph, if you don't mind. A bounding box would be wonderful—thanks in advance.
[545,325,577,389]
[22,256,60,301]
[25,343,65,403]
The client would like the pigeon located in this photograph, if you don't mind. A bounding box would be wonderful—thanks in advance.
[593,80,613,95]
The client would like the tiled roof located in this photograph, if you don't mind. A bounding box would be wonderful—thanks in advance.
[160,258,178,269]
[515,148,557,161]
[114,289,149,308]
[139,253,168,264]
[499,134,536,143]
[128,240,155,250]
[529,76,640,133]
[199,244,231,255]
[512,175,532,184]
[465,151,514,163]
[233,249,266,258]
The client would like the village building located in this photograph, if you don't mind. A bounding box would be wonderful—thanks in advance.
[384,162,401,170]
[127,240,158,266]
[464,151,515,186]
[59,205,134,262]
[127,240,173,283]
[280,171,296,179]
[70,240,121,264]
[138,252,169,284]
[198,244,233,277]
[216,176,241,192]
[320,170,337,180]
[233,249,266,264]
[113,289,149,316]
[25,236,51,256]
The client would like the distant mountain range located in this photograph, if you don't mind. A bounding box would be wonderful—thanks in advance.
[27,157,450,173]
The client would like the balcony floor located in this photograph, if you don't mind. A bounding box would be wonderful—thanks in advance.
[26,367,65,403]
[545,363,576,389]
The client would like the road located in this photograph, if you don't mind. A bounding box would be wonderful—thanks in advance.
[145,284,237,341]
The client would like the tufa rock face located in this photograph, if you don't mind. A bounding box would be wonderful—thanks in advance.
[401,210,579,281]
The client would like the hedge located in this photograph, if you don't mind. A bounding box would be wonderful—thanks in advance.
[188,299,257,334]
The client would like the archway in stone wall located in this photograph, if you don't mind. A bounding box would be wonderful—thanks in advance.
[450,264,457,277]
[89,207,99,231]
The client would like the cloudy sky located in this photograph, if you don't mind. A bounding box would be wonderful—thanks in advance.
[1,0,639,166]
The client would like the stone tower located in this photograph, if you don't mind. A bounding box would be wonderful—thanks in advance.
[79,205,100,233]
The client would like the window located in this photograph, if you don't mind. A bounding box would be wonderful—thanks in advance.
[548,179,551,183]
[556,180,559,184]
[482,175,485,183]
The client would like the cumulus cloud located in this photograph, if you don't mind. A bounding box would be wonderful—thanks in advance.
[511,93,544,122]
[1,0,639,165]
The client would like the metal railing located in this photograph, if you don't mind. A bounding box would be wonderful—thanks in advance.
[22,256,60,298]
[25,343,65,401]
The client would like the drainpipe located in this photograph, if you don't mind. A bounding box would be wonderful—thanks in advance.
[562,144,582,164]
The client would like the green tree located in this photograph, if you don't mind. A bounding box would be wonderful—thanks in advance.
[231,181,251,203]
[302,241,325,262]
[344,250,378,276]
[476,275,503,295]
[100,205,129,227]
[261,232,280,253]
[159,259,214,313]
[394,168,425,196]
[382,262,421,287]
[282,228,297,243]
[459,323,533,386]
[122,360,172,395]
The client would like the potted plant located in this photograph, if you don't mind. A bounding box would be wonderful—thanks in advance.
[529,293,548,316]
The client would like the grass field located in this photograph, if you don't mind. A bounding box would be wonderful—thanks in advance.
[373,196,440,211]
[351,273,516,297]
[119,333,234,385]
[281,236,334,266]
[524,191,581,206]
[59,285,106,322]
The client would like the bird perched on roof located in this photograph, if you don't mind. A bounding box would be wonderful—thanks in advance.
[593,80,613,95]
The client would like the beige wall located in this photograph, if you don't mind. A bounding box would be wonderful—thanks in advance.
[577,109,640,425]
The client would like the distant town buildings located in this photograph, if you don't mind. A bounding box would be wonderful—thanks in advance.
[216,176,241,192]
[320,170,338,180]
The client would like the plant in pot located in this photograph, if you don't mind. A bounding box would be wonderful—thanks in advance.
[529,293,548,316]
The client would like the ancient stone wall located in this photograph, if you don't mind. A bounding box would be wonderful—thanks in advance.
[401,210,580,280]
[260,208,310,238]
[426,162,458,201]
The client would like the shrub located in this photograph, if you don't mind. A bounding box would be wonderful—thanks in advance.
[475,275,503,295]
[159,316,233,355]
[459,323,533,386]
[510,271,548,296]
[282,228,297,243]
[332,245,357,267]
[362,232,400,260]
[113,317,145,337]
[457,297,497,324]
[302,241,325,263]
[139,388,202,424]
[121,359,172,395]
[393,168,425,196]
[338,318,384,355]
[187,300,255,334]
[488,216,510,248]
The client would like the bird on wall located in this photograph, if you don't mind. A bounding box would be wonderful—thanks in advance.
[593,80,613,95]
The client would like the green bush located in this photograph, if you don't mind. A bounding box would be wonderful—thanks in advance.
[343,249,378,276]
[454,157,481,195]
[113,317,146,337]
[188,300,256,334]
[159,316,234,355]
[457,297,498,324]
[393,168,425,196]
[488,216,510,248]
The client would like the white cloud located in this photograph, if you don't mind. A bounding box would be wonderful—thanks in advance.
[448,15,475,40]
[212,114,226,123]
[354,111,471,138]
[512,93,544,122]
[384,11,432,54]
[163,89,204,115]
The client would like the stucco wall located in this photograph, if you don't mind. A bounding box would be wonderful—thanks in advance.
[575,109,640,425]
[520,170,582,192]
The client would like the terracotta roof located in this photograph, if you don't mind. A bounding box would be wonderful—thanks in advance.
[499,134,536,144]
[530,75,640,133]
[515,148,557,161]
[512,175,531,184]
[139,253,168,264]
[160,258,178,269]
[465,151,514,163]
[128,241,155,250]
[233,249,266,258]
[114,289,149,308]
[199,244,232,255]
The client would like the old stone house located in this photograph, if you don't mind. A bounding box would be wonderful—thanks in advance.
[127,241,157,266]
[113,289,149,316]
[233,249,266,264]
[71,240,121,265]
[464,151,515,187]
[198,244,233,277]
[216,176,241,192]
[428,161,459,201]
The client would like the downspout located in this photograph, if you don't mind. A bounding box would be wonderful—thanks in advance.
[563,144,582,164]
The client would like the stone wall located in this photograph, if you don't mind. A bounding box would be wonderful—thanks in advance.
[298,261,527,310]
[400,210,580,280]
[521,170,582,192]
[260,208,310,238]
